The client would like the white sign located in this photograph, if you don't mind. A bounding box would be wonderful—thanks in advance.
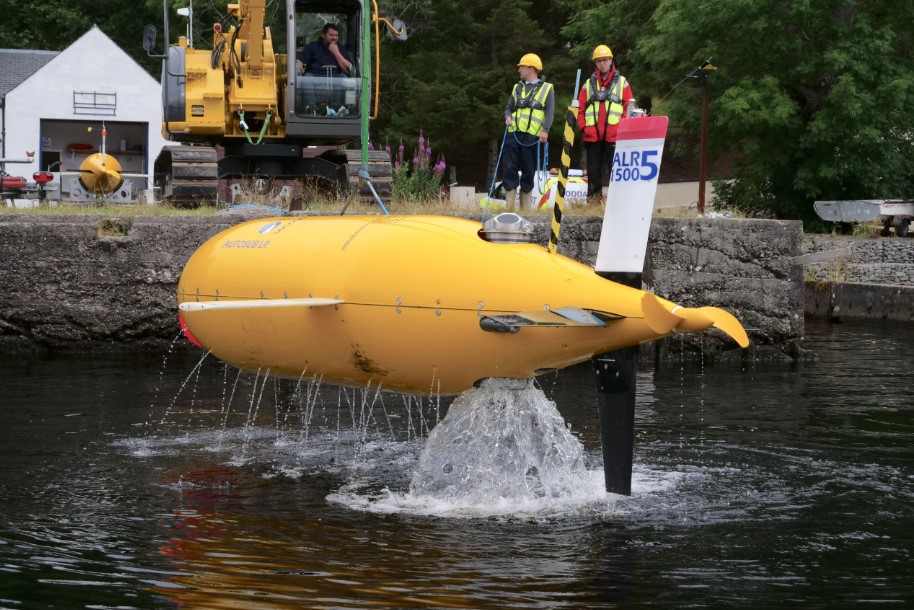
[595,116,669,274]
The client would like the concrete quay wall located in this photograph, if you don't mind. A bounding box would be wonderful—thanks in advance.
[803,234,914,285]
[802,234,914,321]
[0,214,805,359]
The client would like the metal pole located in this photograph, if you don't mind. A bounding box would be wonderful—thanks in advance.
[698,80,709,215]
[548,69,581,254]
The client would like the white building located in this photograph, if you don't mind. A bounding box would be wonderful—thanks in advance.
[1,26,169,197]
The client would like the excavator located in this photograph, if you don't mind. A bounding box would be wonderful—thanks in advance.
[143,0,405,205]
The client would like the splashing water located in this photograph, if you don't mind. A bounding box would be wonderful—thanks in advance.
[333,378,607,518]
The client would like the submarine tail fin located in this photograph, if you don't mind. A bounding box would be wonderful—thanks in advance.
[640,293,749,347]
[698,306,750,348]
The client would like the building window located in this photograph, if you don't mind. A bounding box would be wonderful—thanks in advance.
[73,91,117,116]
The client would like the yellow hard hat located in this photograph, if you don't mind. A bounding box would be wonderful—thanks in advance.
[592,45,613,61]
[517,53,543,71]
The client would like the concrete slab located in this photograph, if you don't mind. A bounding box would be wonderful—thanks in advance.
[449,186,476,208]
[451,180,713,212]
[654,181,714,211]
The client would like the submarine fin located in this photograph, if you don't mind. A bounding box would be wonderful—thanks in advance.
[522,307,609,326]
[179,297,344,312]
[480,307,610,333]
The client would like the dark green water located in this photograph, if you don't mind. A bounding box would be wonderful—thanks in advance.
[1,319,912,608]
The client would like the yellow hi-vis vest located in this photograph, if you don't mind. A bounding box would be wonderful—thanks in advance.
[509,81,553,136]
[583,73,626,127]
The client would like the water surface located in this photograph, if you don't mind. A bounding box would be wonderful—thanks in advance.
[1,319,912,607]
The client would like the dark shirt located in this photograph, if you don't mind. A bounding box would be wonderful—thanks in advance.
[298,38,351,76]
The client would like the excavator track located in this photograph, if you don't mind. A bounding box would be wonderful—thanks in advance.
[154,146,219,207]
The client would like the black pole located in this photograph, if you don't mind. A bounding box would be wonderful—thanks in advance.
[592,271,641,495]
[698,81,709,215]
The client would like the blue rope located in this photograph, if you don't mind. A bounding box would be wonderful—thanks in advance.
[482,125,509,222]
[535,140,549,208]
[511,131,540,147]
[218,203,287,216]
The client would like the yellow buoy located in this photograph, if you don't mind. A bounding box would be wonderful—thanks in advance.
[78,153,123,195]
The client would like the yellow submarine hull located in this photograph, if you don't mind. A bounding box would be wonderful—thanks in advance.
[177,215,747,394]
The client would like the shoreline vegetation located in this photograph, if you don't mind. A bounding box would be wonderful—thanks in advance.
[0,198,702,219]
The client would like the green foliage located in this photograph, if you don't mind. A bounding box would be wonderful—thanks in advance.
[375,0,579,187]
[618,0,914,223]
[387,132,446,202]
[10,0,914,223]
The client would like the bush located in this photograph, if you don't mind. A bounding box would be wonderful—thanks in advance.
[387,131,446,203]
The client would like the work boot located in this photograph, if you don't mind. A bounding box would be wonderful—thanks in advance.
[504,188,517,210]
[519,190,532,210]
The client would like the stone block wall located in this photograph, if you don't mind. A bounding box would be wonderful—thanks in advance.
[803,234,914,285]
[0,215,235,350]
[0,214,804,359]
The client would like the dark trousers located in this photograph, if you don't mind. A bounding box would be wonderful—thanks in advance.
[585,140,616,198]
[502,132,540,193]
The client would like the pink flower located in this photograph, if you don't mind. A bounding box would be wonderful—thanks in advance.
[433,153,446,175]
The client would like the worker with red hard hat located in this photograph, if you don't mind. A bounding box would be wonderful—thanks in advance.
[577,44,635,201]
[502,52,555,210]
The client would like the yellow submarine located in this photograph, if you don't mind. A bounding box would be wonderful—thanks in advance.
[177,213,748,394]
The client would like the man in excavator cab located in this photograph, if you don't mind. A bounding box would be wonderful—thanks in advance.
[295,22,353,115]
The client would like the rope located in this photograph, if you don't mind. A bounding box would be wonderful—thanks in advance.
[482,125,509,222]
[536,140,549,198]
[238,110,272,145]
[511,131,540,147]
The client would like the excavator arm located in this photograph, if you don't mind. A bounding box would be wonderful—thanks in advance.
[228,0,266,70]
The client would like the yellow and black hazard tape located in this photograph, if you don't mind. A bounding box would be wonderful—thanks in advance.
[548,105,577,254]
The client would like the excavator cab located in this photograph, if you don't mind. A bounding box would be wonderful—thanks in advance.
[286,0,363,142]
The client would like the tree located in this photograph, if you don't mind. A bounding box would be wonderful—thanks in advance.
[375,0,579,190]
[568,0,914,223]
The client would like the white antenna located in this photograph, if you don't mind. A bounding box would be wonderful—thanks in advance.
[177,1,193,47]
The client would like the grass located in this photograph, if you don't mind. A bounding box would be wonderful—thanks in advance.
[804,258,847,283]
[1,197,612,217]
[851,220,884,238]
[0,201,217,217]
[2,181,712,218]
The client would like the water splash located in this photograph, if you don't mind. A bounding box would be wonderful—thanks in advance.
[333,378,607,518]
[411,378,593,499]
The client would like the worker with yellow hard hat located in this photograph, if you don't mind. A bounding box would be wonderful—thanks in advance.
[577,44,636,201]
[501,52,555,210]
